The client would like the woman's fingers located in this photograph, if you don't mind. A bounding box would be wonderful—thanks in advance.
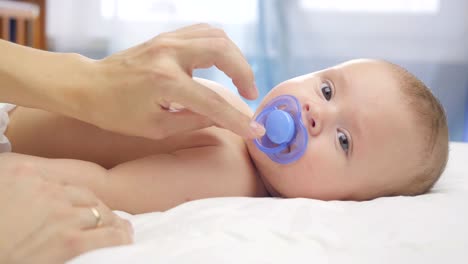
[165,24,257,99]
[172,26,256,98]
[171,25,229,40]
[37,180,125,232]
[171,23,212,35]
[57,185,125,230]
[7,195,132,264]
[169,77,264,139]
[177,38,257,100]
[153,24,258,100]
[73,204,121,230]
[40,222,133,264]
[68,224,133,258]
[168,35,263,139]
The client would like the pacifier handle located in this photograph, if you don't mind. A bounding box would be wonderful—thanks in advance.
[265,109,295,145]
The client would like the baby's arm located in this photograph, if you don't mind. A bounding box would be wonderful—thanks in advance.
[6,142,259,214]
[106,144,259,213]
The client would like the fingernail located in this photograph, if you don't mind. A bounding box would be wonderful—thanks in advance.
[249,121,265,138]
[252,82,259,98]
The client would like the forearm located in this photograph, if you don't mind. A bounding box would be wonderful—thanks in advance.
[0,39,96,119]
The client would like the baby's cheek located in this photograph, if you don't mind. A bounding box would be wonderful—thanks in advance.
[305,139,335,168]
[298,144,341,185]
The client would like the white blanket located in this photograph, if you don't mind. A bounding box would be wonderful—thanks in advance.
[70,142,468,264]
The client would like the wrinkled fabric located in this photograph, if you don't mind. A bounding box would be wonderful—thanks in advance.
[70,143,468,264]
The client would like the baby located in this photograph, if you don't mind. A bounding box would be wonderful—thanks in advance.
[3,59,449,213]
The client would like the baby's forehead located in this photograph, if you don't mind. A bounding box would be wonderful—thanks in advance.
[336,59,387,69]
[334,62,399,97]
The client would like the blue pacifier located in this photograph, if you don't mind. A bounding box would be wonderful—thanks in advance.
[253,95,308,164]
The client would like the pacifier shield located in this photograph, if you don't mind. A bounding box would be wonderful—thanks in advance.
[253,95,308,164]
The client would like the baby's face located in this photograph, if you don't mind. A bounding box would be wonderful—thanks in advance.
[246,59,421,200]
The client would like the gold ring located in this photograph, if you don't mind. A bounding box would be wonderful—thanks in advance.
[90,207,103,228]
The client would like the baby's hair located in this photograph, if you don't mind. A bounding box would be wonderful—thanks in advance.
[383,61,449,196]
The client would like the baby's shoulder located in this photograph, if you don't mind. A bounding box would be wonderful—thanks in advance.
[189,78,254,165]
[174,126,264,197]
[168,78,265,196]
[192,125,250,167]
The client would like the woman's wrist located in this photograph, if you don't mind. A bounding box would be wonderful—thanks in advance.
[47,52,101,123]
[0,40,99,121]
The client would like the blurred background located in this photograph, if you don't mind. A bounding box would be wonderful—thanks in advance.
[1,0,468,141]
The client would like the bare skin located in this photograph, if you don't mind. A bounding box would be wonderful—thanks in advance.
[6,79,268,214]
[0,23,266,262]
[5,60,422,214]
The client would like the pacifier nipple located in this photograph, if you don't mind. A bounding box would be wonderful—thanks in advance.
[253,95,309,164]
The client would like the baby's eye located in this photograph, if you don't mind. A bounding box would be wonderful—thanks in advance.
[337,131,349,154]
[321,81,332,101]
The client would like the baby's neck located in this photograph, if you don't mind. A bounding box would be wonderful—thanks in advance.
[244,143,280,198]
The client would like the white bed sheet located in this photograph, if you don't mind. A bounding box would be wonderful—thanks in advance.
[70,142,468,264]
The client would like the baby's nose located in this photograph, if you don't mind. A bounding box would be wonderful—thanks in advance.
[303,103,323,136]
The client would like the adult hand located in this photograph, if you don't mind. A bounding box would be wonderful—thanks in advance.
[1,24,265,140]
[0,153,133,264]
[79,23,265,140]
